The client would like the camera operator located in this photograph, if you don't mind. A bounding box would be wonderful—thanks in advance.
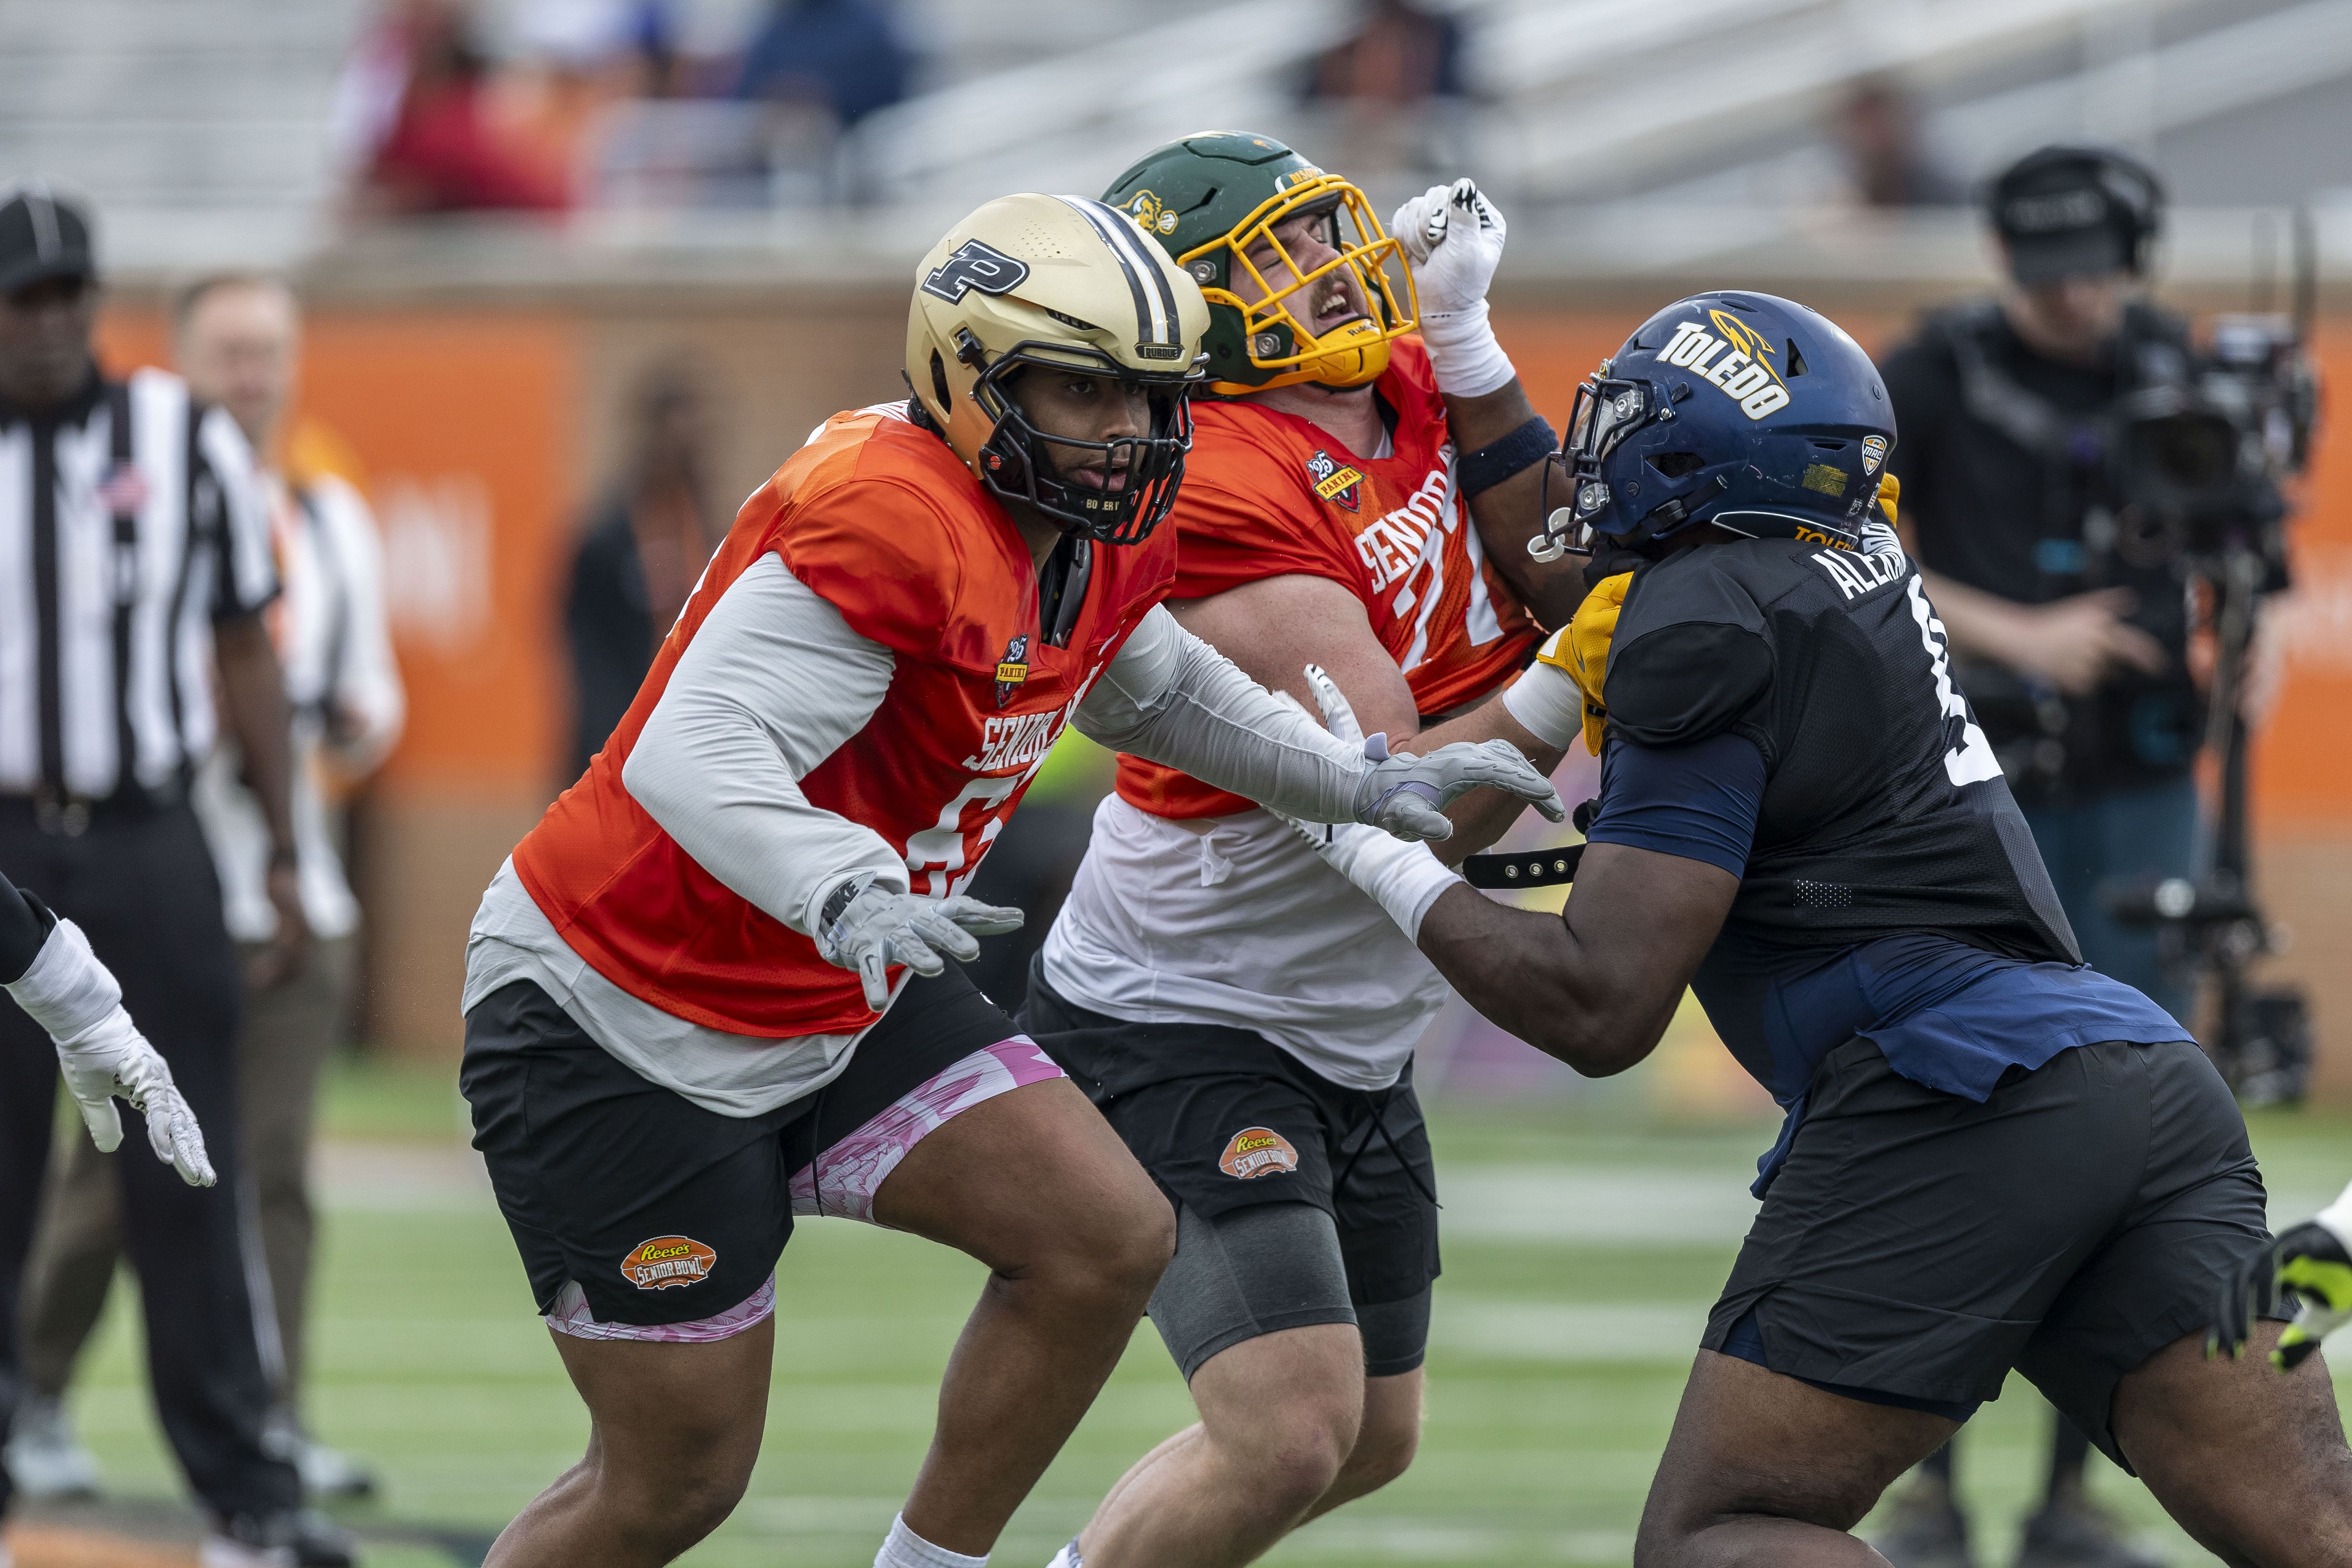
[1868,145,2271,1568]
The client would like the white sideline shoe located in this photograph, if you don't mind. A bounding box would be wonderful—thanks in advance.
[2,1394,102,1501]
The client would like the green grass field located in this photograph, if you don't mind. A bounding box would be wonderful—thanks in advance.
[48,1060,2352,1567]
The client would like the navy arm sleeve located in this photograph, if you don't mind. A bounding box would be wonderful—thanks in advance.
[0,880,58,985]
[1584,731,1767,878]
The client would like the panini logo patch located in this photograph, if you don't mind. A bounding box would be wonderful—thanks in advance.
[1306,450,1363,511]
[995,634,1030,708]
[620,1235,716,1290]
[1218,1126,1300,1180]
[1656,311,1792,421]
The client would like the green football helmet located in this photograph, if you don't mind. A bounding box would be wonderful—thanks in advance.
[1103,130,1418,396]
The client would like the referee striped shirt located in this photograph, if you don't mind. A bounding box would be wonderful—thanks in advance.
[0,367,277,802]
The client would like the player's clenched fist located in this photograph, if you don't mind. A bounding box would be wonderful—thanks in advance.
[1387,178,1515,399]
[2212,1179,2352,1370]
[815,877,1024,1010]
[1390,177,1505,318]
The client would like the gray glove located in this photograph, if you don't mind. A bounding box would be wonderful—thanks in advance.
[815,878,1024,1010]
[4,918,215,1186]
[57,1008,216,1187]
[1351,725,1565,842]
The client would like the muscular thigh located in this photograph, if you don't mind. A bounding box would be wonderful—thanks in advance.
[871,1074,1164,1269]
[2110,1324,2352,1567]
[1641,1351,1957,1546]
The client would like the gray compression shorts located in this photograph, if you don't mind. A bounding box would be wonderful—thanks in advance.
[1148,1200,1432,1381]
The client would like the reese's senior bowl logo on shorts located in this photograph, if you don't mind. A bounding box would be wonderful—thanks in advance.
[1218,1126,1300,1180]
[620,1235,717,1290]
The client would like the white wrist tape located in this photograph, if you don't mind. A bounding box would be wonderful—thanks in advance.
[1503,657,1584,753]
[1417,300,1516,400]
[2316,1178,2352,1253]
[1,918,121,1044]
[1323,825,1465,943]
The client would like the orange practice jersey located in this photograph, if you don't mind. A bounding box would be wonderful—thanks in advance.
[1118,335,1538,819]
[514,406,1178,1040]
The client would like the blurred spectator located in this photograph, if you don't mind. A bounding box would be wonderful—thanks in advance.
[338,0,573,217]
[501,0,667,202]
[15,274,405,1510]
[1834,77,1964,208]
[1306,0,1465,109]
[732,0,912,127]
[1301,0,1467,193]
[564,359,718,781]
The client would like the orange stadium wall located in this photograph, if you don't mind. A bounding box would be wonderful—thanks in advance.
[91,292,2352,1096]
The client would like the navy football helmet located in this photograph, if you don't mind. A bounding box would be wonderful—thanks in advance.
[1533,291,1898,561]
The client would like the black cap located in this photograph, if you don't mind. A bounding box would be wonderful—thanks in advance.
[1988,146,2162,285]
[0,183,97,295]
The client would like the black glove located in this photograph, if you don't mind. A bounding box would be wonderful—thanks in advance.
[2210,1218,2352,1371]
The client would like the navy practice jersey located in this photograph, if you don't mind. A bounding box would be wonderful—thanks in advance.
[1586,538,2189,1191]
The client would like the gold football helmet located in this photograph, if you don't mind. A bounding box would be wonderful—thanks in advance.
[906,193,1210,544]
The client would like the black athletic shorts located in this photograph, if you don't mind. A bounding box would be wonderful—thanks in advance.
[461,964,1022,1328]
[1701,1035,2271,1470]
[1020,960,1440,1313]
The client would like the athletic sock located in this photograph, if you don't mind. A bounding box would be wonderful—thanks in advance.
[1043,1541,1083,1568]
[874,1513,988,1568]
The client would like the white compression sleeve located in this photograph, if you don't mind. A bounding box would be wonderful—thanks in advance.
[622,553,909,936]
[1073,607,1370,822]
[2,918,122,1043]
[1502,653,1583,753]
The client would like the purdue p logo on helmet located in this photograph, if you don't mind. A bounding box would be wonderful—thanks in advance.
[906,193,1211,546]
[1103,131,1418,397]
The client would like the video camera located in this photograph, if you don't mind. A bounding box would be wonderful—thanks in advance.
[2119,309,2315,560]
[2100,220,2322,1105]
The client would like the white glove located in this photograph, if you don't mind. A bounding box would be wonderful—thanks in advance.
[1278,667,1467,940]
[3,918,215,1186]
[815,879,1024,1011]
[1389,178,1514,398]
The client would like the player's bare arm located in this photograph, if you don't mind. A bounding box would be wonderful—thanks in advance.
[1389,179,1584,628]
[1414,844,1733,1073]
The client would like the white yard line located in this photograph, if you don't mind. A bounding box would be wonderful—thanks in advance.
[1431,1300,1715,1364]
